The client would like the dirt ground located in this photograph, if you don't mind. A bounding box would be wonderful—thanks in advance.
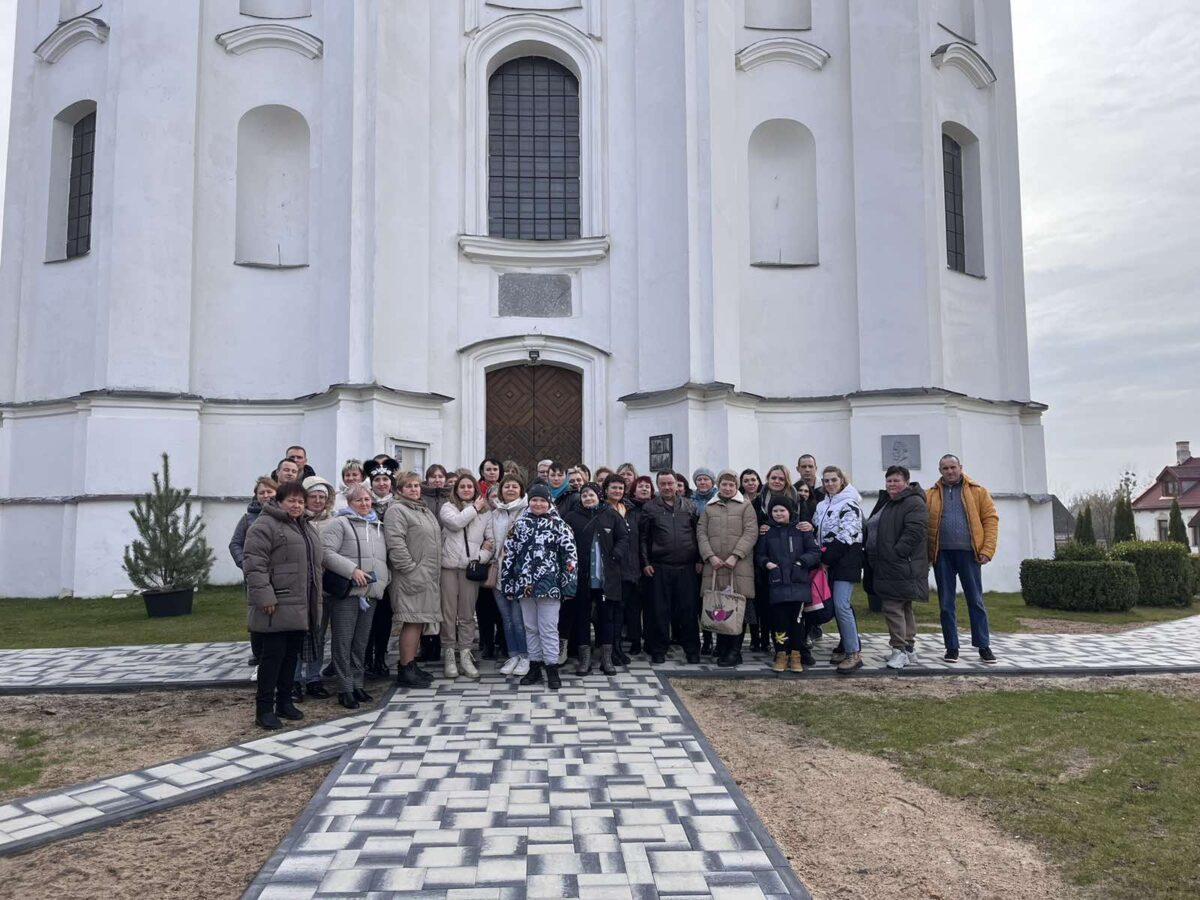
[0,686,382,803]
[0,764,330,900]
[1014,617,1144,634]
[673,674,1200,900]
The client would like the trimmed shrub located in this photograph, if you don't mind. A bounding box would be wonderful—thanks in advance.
[1055,540,1106,562]
[1021,559,1138,612]
[1189,556,1200,599]
[1109,541,1192,607]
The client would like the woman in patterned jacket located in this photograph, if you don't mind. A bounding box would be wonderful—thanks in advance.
[500,483,578,691]
[812,466,865,674]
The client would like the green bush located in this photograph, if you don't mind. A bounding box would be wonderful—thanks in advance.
[1188,556,1200,599]
[1108,541,1192,608]
[1055,540,1107,562]
[1020,559,1138,612]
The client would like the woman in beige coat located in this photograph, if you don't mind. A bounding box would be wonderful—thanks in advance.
[697,469,759,668]
[437,473,494,679]
[384,471,442,688]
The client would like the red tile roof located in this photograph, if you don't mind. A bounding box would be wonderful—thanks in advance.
[1132,457,1200,511]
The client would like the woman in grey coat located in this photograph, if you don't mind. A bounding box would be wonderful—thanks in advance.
[322,484,391,709]
[384,471,443,688]
[243,481,323,730]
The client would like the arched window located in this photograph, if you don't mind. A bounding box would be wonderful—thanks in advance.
[487,57,581,241]
[748,119,818,266]
[745,0,812,31]
[45,100,97,262]
[235,105,310,267]
[942,122,984,276]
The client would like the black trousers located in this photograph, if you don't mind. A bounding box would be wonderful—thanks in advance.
[255,630,303,713]
[753,569,771,648]
[365,591,392,670]
[249,631,264,660]
[648,564,699,656]
[771,602,805,653]
[476,587,504,652]
[623,579,647,648]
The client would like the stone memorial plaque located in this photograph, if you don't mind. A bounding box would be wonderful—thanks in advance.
[649,434,673,473]
[881,434,921,470]
[498,273,572,317]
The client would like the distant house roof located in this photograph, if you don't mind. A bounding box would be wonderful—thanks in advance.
[1051,495,1075,536]
[1132,456,1200,511]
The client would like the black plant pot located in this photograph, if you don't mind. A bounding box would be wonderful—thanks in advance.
[143,586,194,618]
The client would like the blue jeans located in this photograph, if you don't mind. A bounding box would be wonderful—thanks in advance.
[831,580,860,653]
[495,592,528,656]
[934,548,990,650]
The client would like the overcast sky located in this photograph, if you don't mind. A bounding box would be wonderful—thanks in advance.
[0,1,1194,497]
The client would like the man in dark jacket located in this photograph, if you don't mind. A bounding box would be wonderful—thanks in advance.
[640,471,701,664]
[864,465,929,670]
[793,454,825,519]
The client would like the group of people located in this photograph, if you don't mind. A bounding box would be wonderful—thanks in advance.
[229,445,1001,730]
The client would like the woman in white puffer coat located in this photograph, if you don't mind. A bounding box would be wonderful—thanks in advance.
[438,472,494,679]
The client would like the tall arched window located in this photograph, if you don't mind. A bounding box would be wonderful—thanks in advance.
[45,99,97,262]
[942,122,984,276]
[235,105,310,267]
[748,119,818,266]
[487,57,581,241]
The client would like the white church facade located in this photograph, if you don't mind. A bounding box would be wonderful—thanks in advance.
[0,0,1053,597]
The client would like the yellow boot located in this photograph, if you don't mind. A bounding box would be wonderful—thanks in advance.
[788,650,804,673]
[771,652,788,673]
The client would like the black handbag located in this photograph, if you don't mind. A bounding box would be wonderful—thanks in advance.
[464,530,490,582]
[322,518,363,598]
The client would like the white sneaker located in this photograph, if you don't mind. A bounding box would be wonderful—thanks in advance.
[512,656,530,676]
[906,647,919,665]
[499,656,519,675]
[885,648,909,669]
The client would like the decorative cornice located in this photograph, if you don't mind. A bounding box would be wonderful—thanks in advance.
[735,37,830,73]
[216,23,323,59]
[34,16,109,64]
[458,234,610,267]
[931,41,996,89]
[619,383,1048,413]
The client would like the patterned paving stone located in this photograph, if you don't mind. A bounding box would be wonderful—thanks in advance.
[0,708,381,857]
[246,672,810,900]
[3,616,1199,695]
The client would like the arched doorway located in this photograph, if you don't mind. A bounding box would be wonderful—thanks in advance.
[485,364,582,473]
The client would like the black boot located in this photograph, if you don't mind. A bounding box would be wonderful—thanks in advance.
[520,661,543,686]
[337,692,359,710]
[612,643,630,666]
[306,681,331,699]
[322,662,336,677]
[628,639,642,657]
[291,683,305,703]
[276,699,305,721]
[397,662,429,688]
[412,663,435,683]
[480,636,496,661]
[545,664,562,690]
[256,705,282,730]
[352,687,373,702]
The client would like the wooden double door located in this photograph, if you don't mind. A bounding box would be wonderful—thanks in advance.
[485,364,582,473]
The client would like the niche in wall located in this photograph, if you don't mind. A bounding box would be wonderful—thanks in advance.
[748,118,818,267]
[235,105,310,268]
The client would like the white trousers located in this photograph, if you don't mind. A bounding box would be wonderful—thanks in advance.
[519,596,561,664]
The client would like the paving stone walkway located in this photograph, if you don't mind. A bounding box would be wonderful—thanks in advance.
[246,670,808,900]
[4,615,1199,694]
[0,707,381,857]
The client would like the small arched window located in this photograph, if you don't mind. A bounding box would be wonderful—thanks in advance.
[487,56,581,241]
[942,123,984,276]
[235,105,310,267]
[748,119,818,266]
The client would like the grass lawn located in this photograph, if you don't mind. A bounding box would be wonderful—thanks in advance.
[0,586,249,649]
[849,586,1196,634]
[0,728,48,795]
[756,686,1200,899]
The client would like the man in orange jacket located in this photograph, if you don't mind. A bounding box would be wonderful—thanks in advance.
[926,454,999,663]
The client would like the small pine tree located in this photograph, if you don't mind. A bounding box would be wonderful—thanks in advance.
[122,453,214,590]
[1113,493,1136,544]
[1167,499,1190,546]
[1074,504,1097,546]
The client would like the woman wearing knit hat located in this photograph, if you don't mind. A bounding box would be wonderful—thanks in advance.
[500,483,578,690]
[563,481,629,676]
[363,457,399,677]
[755,494,820,673]
[698,470,758,668]
[294,475,337,700]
